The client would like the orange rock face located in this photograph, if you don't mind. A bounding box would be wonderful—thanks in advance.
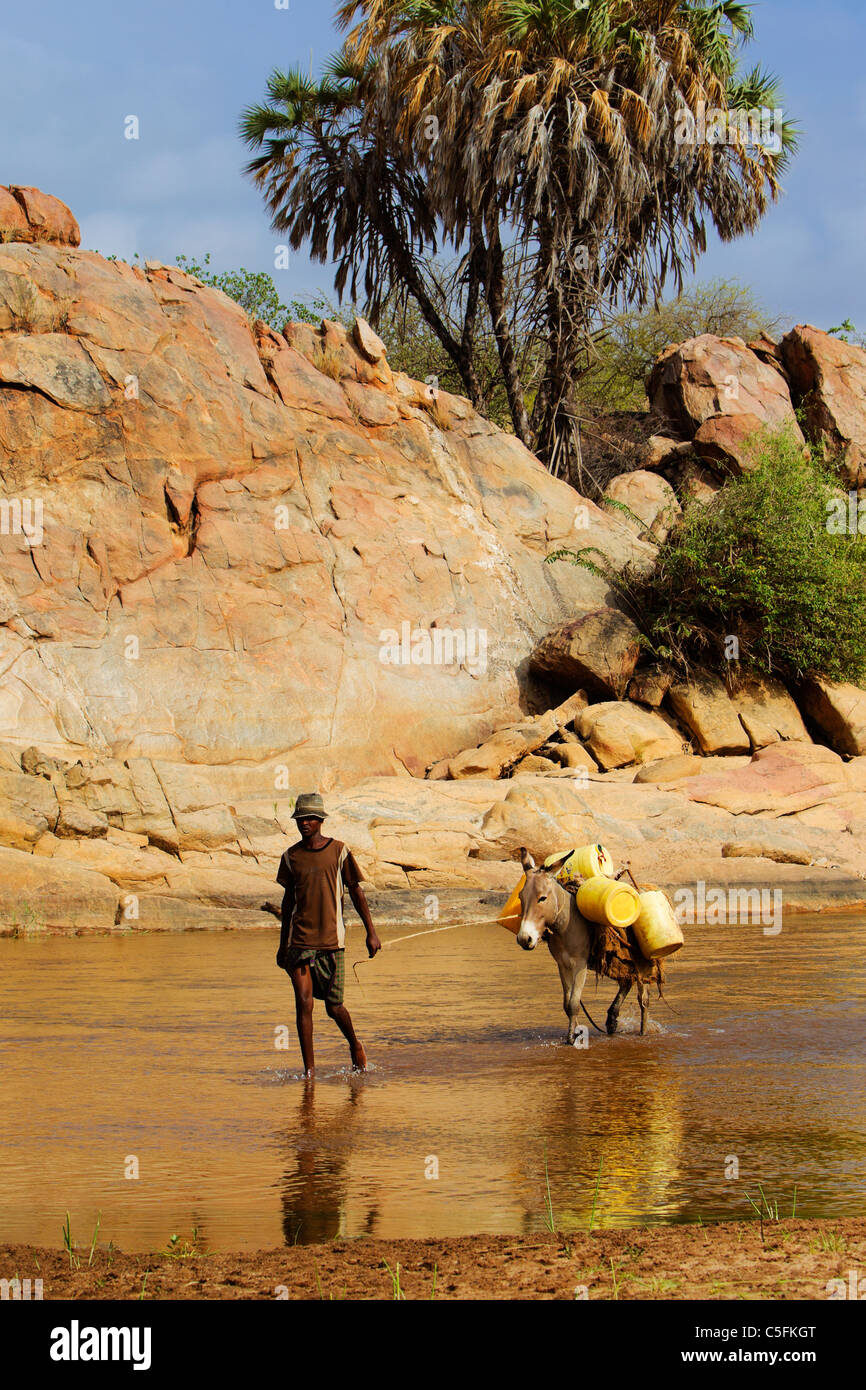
[0,225,652,787]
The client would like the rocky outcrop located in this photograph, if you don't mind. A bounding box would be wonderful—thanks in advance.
[668,674,752,755]
[780,326,866,486]
[647,334,804,440]
[799,679,866,756]
[645,325,866,501]
[665,672,806,755]
[0,204,653,787]
[0,186,80,248]
[733,676,810,749]
[527,610,642,698]
[4,191,866,931]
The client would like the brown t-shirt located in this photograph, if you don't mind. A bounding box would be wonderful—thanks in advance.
[276,838,362,949]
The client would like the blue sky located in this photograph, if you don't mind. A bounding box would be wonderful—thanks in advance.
[2,0,864,331]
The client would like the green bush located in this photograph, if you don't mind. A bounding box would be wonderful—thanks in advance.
[174,253,333,331]
[549,429,866,686]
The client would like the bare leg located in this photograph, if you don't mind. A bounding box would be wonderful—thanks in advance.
[325,1000,367,1070]
[606,979,633,1036]
[289,964,315,1078]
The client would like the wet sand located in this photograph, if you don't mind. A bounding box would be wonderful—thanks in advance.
[4,1218,864,1300]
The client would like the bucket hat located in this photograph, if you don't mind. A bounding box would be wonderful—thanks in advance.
[293,792,326,821]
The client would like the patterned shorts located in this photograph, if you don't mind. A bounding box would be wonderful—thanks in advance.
[284,947,345,1005]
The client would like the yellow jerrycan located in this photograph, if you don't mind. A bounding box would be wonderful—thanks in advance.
[498,875,525,934]
[632,889,684,959]
[576,876,641,930]
[545,843,614,883]
[499,843,617,934]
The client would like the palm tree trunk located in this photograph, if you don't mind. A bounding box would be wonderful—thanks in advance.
[377,213,484,407]
[483,210,532,446]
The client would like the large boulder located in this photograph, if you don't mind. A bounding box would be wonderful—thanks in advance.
[647,334,804,441]
[474,781,599,861]
[576,701,682,770]
[628,666,673,709]
[528,609,642,699]
[732,675,810,749]
[780,325,866,486]
[692,413,774,475]
[603,470,681,541]
[445,712,560,780]
[799,678,866,756]
[0,185,80,247]
[667,673,752,754]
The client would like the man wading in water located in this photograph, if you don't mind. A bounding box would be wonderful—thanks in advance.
[276,793,381,1078]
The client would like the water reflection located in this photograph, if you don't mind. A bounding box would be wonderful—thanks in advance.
[521,1055,686,1232]
[280,1079,378,1245]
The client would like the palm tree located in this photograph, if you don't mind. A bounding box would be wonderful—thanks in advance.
[239,56,486,407]
[242,1,797,486]
[337,0,797,482]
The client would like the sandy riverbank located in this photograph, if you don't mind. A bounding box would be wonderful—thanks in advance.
[3,1218,863,1300]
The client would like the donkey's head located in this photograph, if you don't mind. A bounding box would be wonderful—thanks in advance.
[515,847,571,951]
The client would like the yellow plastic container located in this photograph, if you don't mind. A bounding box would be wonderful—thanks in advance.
[498,874,526,934]
[545,843,614,883]
[632,890,684,959]
[576,876,641,930]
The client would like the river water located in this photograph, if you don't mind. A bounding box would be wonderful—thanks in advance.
[0,913,863,1251]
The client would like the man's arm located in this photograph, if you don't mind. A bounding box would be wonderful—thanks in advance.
[348,882,381,957]
[276,857,295,966]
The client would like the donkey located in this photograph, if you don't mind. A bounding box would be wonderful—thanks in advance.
[515,848,652,1039]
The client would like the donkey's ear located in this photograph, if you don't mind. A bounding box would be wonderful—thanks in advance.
[519,847,536,873]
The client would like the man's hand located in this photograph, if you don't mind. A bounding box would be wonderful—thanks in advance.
[276,944,289,969]
[366,929,382,958]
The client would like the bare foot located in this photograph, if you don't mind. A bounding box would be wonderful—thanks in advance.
[351,1040,367,1071]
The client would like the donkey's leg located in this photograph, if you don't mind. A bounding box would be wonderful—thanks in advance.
[565,966,588,1045]
[638,980,650,1036]
[606,978,632,1036]
[554,957,573,1040]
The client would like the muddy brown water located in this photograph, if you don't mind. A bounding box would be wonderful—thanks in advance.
[0,912,863,1252]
